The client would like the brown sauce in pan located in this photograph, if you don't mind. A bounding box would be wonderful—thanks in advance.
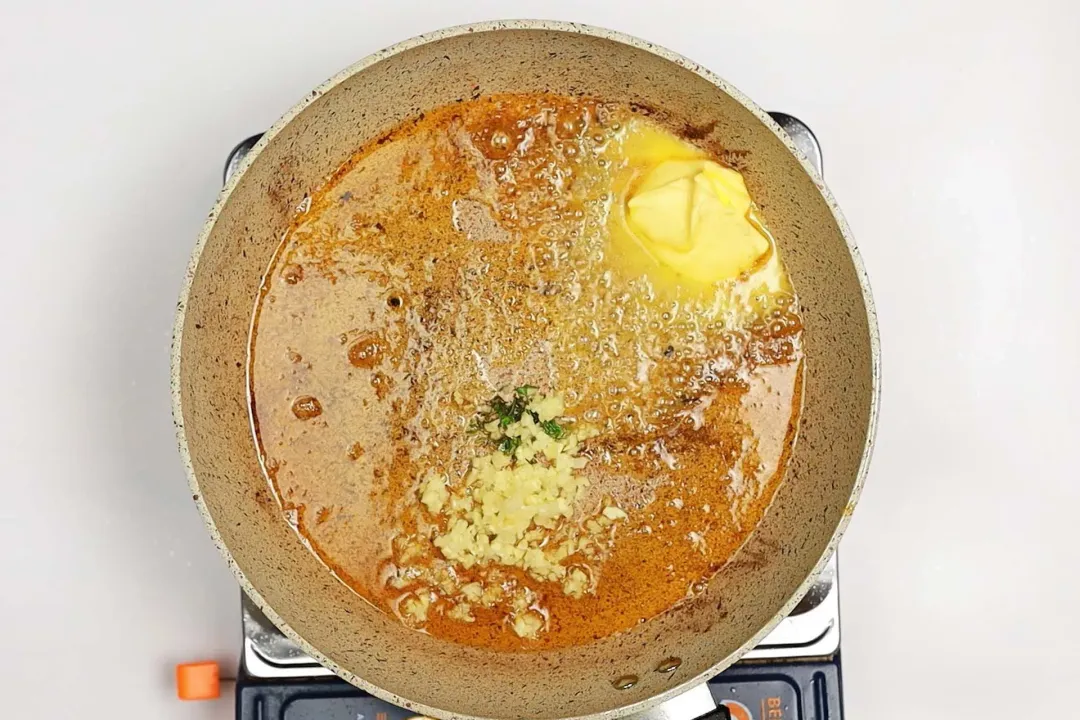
[249,94,804,651]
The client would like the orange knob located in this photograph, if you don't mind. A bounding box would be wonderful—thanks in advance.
[176,661,220,700]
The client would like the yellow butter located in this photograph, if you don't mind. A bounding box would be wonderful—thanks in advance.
[604,118,780,292]
[626,159,772,284]
[626,176,694,251]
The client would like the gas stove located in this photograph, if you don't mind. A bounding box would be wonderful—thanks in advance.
[224,112,842,720]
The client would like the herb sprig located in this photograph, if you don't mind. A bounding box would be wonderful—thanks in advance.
[473,385,568,456]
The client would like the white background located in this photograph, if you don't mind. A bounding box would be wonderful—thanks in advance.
[2,2,1078,718]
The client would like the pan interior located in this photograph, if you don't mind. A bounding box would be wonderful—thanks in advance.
[248,92,806,652]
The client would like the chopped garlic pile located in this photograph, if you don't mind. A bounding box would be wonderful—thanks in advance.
[390,389,628,639]
[424,426,587,575]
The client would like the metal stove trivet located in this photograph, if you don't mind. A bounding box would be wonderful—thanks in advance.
[228,113,843,720]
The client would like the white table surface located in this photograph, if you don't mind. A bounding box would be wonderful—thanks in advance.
[2,2,1078,718]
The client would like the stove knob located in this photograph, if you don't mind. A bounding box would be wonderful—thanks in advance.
[176,661,220,701]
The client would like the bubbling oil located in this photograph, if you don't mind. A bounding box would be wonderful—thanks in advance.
[249,94,804,651]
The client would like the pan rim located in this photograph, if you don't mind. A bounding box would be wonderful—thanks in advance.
[170,18,881,720]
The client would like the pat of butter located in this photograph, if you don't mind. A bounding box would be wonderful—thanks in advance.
[626,159,772,284]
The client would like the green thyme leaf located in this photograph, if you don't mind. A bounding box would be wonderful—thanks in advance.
[540,419,565,440]
[498,435,521,455]
[489,396,515,427]
[473,386,564,460]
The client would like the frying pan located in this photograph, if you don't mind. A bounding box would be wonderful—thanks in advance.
[171,20,879,720]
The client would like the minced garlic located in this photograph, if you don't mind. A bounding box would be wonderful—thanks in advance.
[562,566,590,599]
[603,506,628,521]
[427,391,618,585]
[419,470,449,514]
[447,602,475,623]
[512,610,545,639]
[459,582,483,602]
[392,388,630,639]
[480,582,503,607]
[400,591,431,624]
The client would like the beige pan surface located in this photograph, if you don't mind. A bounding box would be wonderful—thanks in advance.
[172,20,878,720]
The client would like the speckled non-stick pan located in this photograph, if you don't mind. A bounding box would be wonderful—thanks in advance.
[171,20,879,720]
